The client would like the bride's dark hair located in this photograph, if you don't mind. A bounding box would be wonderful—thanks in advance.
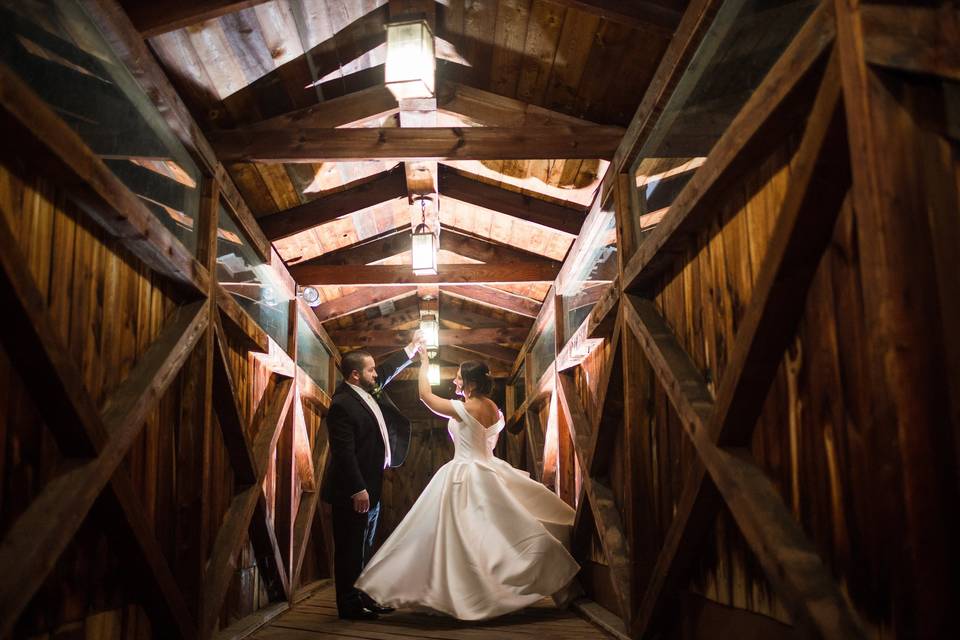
[459,360,493,395]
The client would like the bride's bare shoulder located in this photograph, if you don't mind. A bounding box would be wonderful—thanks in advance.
[464,397,500,426]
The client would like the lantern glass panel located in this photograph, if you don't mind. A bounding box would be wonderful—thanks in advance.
[411,230,437,275]
[428,364,441,385]
[385,20,435,99]
[420,319,439,349]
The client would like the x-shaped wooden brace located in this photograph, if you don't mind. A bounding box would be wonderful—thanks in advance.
[623,47,866,639]
[555,306,632,623]
[201,315,294,636]
[0,212,207,638]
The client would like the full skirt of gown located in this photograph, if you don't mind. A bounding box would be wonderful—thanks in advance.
[354,400,579,620]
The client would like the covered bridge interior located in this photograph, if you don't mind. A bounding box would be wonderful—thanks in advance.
[0,0,957,639]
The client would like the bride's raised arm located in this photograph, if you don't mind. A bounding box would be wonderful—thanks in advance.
[416,346,456,418]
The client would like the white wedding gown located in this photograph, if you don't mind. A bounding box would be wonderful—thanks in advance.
[354,400,580,620]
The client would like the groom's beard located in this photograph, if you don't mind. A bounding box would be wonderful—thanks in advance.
[359,376,378,393]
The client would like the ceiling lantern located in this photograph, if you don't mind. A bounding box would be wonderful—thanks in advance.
[420,315,440,356]
[411,196,438,276]
[385,19,435,100]
[428,364,441,386]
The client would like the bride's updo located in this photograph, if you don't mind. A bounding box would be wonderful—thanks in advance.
[459,360,493,396]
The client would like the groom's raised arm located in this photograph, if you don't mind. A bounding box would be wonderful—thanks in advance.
[326,402,365,497]
[376,334,422,386]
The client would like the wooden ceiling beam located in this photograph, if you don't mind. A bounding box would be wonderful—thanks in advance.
[122,0,272,38]
[453,342,521,365]
[440,227,563,267]
[259,166,407,241]
[440,306,517,330]
[437,80,624,129]
[298,225,560,270]
[232,77,615,138]
[291,263,559,286]
[299,228,411,267]
[209,125,624,162]
[242,85,399,131]
[438,167,587,235]
[550,0,682,33]
[329,327,529,347]
[263,167,587,239]
[311,286,418,323]
[391,365,510,381]
[442,284,542,318]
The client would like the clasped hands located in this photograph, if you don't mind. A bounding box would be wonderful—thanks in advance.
[409,329,431,365]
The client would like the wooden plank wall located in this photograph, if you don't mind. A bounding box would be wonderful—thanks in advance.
[503,3,960,639]
[0,163,180,637]
[0,128,334,640]
[648,138,800,627]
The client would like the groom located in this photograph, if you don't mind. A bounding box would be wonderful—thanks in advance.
[322,332,422,619]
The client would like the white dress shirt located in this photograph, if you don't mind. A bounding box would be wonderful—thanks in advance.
[346,381,391,469]
[347,344,417,494]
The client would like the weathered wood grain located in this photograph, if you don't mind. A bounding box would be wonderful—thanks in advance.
[290,263,560,286]
[209,126,624,162]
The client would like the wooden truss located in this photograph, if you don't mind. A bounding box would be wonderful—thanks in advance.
[0,7,341,637]
[513,0,959,638]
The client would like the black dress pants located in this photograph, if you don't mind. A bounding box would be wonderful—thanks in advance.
[331,501,380,613]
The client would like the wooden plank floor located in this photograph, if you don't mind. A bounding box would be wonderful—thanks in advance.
[251,584,614,639]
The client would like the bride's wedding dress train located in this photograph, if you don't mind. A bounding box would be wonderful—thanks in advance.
[354,400,580,620]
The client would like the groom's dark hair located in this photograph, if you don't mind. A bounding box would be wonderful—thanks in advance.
[341,349,373,379]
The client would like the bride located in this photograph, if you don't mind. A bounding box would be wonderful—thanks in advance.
[354,347,580,620]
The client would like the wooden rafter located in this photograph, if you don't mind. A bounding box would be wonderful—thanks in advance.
[299,228,411,267]
[437,344,519,369]
[209,126,624,162]
[437,81,623,129]
[290,263,559,286]
[259,167,407,241]
[328,327,528,347]
[299,225,560,269]
[625,46,861,638]
[450,342,521,366]
[440,227,563,267]
[243,84,399,131]
[442,285,542,318]
[440,304,531,331]
[0,212,207,638]
[859,3,960,82]
[121,0,271,38]
[311,286,419,323]
[438,167,587,235]
[548,0,682,33]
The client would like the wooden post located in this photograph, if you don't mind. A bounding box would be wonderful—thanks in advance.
[175,176,218,618]
[834,2,960,636]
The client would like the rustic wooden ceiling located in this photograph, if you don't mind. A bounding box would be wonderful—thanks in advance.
[128,0,686,363]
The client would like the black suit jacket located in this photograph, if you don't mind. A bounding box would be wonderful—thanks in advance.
[321,351,412,508]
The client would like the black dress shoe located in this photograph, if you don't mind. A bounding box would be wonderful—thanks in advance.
[358,593,395,614]
[338,608,379,620]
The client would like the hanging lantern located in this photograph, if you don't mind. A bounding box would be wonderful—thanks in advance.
[411,196,438,275]
[428,364,441,385]
[385,19,436,100]
[420,315,439,355]
[411,224,437,275]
